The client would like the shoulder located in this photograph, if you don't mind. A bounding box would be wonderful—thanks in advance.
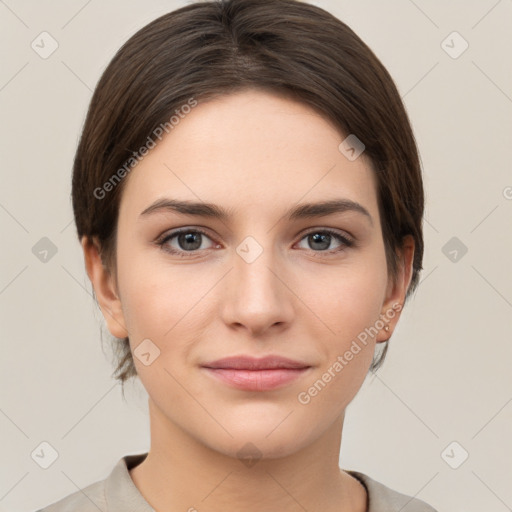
[33,478,107,512]
[33,453,151,512]
[347,471,438,512]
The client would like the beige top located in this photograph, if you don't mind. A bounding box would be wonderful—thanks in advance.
[36,452,438,512]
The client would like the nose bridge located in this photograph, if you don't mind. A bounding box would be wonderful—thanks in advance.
[223,232,293,332]
[234,233,282,299]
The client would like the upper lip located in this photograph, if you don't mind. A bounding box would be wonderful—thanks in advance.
[201,355,311,370]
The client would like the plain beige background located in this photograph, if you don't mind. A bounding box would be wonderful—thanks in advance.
[1,1,511,511]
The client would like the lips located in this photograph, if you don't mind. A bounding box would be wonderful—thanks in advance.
[201,355,310,370]
[201,355,312,391]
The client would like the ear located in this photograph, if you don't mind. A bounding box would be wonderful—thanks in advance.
[375,234,415,343]
[81,236,129,339]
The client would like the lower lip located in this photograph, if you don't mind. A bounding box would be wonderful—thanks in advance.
[201,367,310,391]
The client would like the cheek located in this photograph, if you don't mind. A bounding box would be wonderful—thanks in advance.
[287,263,387,403]
[296,278,381,414]
[303,251,388,340]
[120,278,201,343]
[116,249,218,368]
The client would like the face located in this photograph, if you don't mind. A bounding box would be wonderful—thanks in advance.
[86,89,411,461]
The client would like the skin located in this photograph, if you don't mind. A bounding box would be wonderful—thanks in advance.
[83,89,414,512]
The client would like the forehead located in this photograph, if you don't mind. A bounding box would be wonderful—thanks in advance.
[118,89,379,225]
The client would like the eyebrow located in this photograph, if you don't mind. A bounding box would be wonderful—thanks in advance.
[139,198,373,226]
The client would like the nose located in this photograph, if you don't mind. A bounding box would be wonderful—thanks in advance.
[220,239,295,337]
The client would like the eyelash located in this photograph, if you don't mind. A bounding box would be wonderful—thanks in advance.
[155,227,355,258]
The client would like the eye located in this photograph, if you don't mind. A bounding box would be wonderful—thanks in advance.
[156,228,218,256]
[296,229,354,254]
[155,227,355,258]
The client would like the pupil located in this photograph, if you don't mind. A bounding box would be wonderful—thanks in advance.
[179,232,201,250]
[310,233,330,251]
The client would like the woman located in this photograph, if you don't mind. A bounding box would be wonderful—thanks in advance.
[37,0,437,510]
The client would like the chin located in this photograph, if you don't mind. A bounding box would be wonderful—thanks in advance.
[203,423,315,462]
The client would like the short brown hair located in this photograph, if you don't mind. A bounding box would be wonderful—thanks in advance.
[72,0,424,386]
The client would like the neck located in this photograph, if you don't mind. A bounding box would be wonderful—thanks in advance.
[129,398,367,512]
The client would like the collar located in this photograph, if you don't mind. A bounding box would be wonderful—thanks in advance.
[105,452,154,511]
[106,453,427,512]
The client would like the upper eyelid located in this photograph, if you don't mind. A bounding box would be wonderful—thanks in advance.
[158,227,215,244]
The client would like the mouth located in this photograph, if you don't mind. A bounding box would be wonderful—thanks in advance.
[201,367,311,391]
[200,355,312,391]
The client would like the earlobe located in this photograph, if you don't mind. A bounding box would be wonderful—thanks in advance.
[376,235,415,343]
[81,236,129,339]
